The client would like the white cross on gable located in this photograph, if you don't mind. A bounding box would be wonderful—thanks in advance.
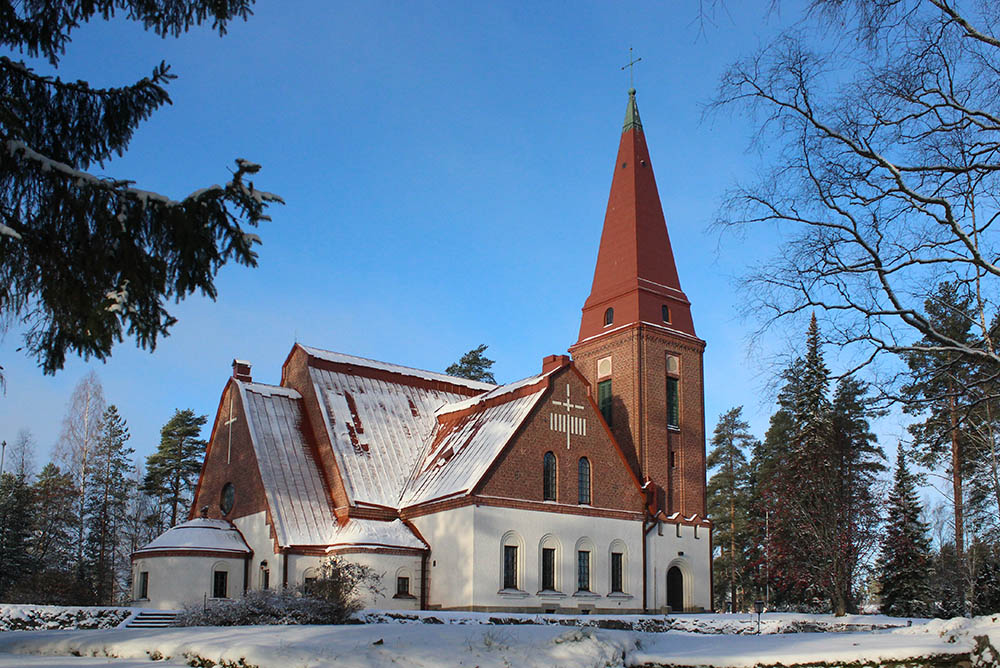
[550,383,586,449]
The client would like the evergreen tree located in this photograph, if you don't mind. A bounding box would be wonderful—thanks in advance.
[84,405,133,604]
[902,282,981,613]
[0,0,281,375]
[755,315,884,614]
[445,344,496,383]
[4,462,82,604]
[707,406,754,612]
[0,472,33,599]
[142,409,207,527]
[878,449,935,617]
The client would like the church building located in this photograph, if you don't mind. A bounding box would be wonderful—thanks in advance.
[132,88,713,614]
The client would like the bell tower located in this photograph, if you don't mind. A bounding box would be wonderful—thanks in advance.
[569,88,707,517]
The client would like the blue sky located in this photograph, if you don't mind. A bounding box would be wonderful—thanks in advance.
[1,2,909,475]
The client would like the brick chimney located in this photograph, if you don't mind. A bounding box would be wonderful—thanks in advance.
[542,354,570,374]
[232,359,252,382]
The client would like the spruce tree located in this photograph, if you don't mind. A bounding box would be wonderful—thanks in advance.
[0,0,281,374]
[707,406,754,612]
[142,409,207,527]
[445,344,496,383]
[84,405,133,604]
[877,449,934,617]
[0,472,34,599]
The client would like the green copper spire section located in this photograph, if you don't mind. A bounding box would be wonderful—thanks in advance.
[623,87,642,133]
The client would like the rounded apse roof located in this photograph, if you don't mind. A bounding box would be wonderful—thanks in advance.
[134,518,251,556]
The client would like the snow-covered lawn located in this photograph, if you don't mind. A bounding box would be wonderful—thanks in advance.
[0,612,996,667]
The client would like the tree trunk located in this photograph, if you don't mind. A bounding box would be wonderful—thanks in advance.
[949,391,967,615]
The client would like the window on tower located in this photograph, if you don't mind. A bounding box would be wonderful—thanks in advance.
[662,304,671,323]
[667,377,680,429]
[604,307,614,326]
[543,451,557,501]
[598,380,612,426]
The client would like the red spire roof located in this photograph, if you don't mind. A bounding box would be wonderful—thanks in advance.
[575,88,696,344]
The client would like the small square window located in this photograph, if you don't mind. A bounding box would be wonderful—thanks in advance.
[396,576,410,596]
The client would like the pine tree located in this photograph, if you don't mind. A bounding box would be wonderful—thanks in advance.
[707,406,754,612]
[902,282,980,614]
[142,409,207,527]
[84,405,133,604]
[445,344,496,383]
[0,472,34,599]
[0,1,281,375]
[878,449,934,617]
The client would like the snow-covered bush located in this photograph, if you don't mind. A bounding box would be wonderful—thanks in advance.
[180,557,381,626]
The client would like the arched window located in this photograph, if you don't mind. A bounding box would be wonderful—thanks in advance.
[500,531,524,591]
[543,452,557,501]
[604,307,614,326]
[662,304,671,323]
[578,457,591,505]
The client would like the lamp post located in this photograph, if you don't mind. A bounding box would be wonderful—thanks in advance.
[754,599,765,634]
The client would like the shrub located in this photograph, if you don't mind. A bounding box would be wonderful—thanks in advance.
[179,557,382,626]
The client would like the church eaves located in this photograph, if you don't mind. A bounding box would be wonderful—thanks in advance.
[575,88,697,345]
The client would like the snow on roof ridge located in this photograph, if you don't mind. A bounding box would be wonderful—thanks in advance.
[237,380,302,399]
[434,368,556,418]
[300,345,496,391]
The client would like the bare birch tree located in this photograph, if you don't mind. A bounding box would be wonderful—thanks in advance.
[54,371,105,590]
[7,428,35,479]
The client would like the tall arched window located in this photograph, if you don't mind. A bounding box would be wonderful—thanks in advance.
[578,457,591,504]
[604,307,614,326]
[543,452,557,501]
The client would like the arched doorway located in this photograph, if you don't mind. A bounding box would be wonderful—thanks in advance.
[667,566,684,612]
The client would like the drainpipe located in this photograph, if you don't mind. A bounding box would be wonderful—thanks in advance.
[282,549,289,589]
[643,512,658,612]
[420,551,429,610]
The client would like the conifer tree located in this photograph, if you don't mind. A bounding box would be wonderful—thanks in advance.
[0,0,281,375]
[84,405,133,604]
[0,472,33,599]
[142,409,207,527]
[755,315,884,614]
[878,449,934,617]
[707,406,754,611]
[445,344,496,383]
[902,282,981,613]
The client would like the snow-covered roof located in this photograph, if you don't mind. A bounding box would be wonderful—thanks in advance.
[308,363,475,508]
[324,519,425,552]
[401,378,548,507]
[135,518,250,555]
[301,346,496,392]
[239,381,335,547]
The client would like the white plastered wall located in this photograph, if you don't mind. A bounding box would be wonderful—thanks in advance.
[234,511,273,590]
[131,554,246,610]
[644,521,712,612]
[409,505,475,609]
[414,504,643,612]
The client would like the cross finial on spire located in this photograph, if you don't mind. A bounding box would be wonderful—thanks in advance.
[621,46,641,89]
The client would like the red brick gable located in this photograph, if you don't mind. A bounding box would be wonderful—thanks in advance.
[475,365,644,514]
[191,380,276,546]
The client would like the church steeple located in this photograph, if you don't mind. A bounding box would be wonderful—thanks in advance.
[575,88,695,345]
[569,88,706,519]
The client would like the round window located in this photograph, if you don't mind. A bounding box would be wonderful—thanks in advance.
[220,483,235,516]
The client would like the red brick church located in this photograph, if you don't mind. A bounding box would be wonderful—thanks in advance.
[132,88,713,613]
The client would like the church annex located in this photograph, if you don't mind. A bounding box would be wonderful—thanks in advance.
[132,88,713,614]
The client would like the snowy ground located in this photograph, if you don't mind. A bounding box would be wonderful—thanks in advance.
[0,612,996,667]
